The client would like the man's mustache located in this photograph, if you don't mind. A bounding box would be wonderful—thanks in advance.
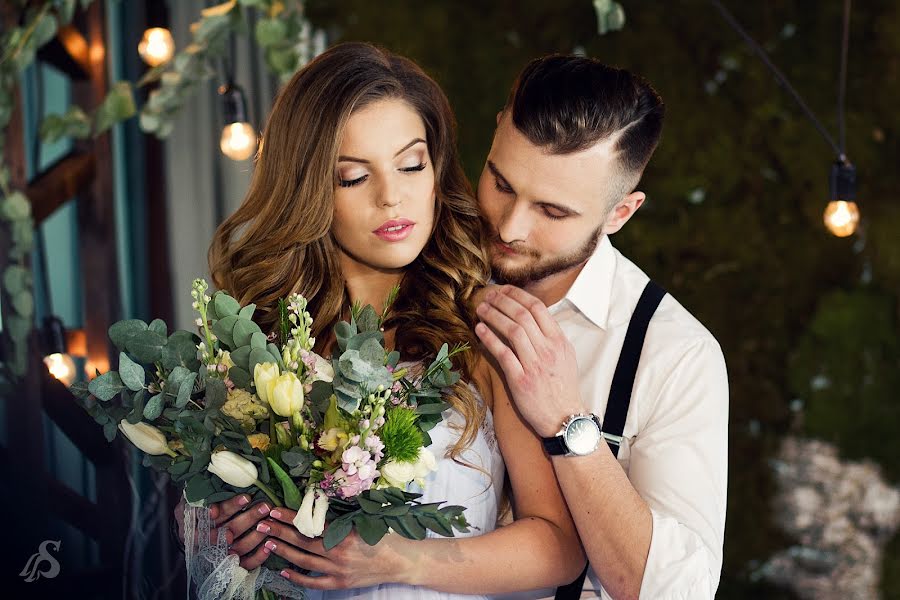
[489,233,540,259]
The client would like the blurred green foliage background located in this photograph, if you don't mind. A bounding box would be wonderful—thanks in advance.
[305,1,900,596]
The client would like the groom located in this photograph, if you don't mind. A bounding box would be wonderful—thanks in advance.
[473,56,728,599]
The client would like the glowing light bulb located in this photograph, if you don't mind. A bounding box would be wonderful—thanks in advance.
[220,122,257,161]
[44,353,77,387]
[823,200,860,237]
[138,27,175,67]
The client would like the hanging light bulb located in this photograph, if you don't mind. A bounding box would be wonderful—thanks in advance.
[44,353,77,386]
[218,83,257,161]
[40,315,76,386]
[824,160,859,237]
[138,27,175,67]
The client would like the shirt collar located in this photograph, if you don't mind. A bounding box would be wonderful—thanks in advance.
[553,235,616,330]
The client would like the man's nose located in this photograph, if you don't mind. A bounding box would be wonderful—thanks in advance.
[496,200,531,244]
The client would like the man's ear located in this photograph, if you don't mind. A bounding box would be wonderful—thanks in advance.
[601,191,645,235]
[496,110,504,126]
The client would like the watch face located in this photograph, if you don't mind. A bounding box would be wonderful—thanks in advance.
[565,417,601,456]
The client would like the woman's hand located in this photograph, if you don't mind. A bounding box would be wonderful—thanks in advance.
[173,494,275,570]
[255,507,420,590]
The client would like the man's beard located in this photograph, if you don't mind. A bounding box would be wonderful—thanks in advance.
[490,226,603,287]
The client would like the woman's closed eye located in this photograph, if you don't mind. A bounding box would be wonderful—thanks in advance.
[399,162,427,173]
[493,177,514,194]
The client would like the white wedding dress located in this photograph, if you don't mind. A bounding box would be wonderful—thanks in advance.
[305,384,505,600]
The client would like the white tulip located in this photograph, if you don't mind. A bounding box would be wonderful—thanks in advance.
[118,420,174,456]
[207,451,259,488]
[293,487,329,538]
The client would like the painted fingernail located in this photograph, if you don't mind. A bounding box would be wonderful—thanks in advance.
[256,523,270,533]
[269,509,282,519]
[265,540,277,551]
[238,495,250,506]
[258,504,270,515]
[280,569,290,579]
[262,546,270,555]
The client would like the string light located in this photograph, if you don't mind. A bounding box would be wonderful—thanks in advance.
[824,161,859,237]
[138,27,175,67]
[218,83,257,161]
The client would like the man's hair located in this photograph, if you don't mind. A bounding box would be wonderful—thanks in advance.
[504,55,665,203]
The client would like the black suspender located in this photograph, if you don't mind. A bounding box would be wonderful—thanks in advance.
[554,280,667,600]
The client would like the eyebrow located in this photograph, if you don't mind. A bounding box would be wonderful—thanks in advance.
[487,160,582,216]
[338,138,426,164]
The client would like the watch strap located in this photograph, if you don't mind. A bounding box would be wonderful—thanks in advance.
[541,434,568,456]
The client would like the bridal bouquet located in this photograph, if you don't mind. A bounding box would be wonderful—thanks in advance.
[70,279,471,599]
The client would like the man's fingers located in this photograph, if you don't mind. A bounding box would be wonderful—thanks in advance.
[476,299,539,365]
[475,322,525,381]
[213,494,252,526]
[497,285,561,339]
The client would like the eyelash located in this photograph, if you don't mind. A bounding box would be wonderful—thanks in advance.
[494,177,568,220]
[339,162,427,188]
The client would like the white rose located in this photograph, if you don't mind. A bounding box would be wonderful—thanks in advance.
[379,447,438,489]
[118,420,172,456]
[207,450,259,488]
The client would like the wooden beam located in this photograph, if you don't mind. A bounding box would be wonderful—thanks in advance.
[42,375,115,466]
[26,150,97,225]
[45,477,106,540]
[36,25,91,80]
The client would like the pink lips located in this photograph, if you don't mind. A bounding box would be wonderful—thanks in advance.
[373,219,416,242]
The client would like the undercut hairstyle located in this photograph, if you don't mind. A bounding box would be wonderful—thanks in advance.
[504,55,665,205]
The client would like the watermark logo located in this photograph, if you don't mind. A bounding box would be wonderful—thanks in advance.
[19,540,61,582]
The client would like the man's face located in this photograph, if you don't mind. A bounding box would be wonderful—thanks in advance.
[476,112,624,287]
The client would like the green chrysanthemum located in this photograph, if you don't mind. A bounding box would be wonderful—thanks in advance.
[380,407,423,463]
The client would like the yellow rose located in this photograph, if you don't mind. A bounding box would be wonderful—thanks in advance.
[266,372,304,418]
[253,362,280,405]
[247,433,271,452]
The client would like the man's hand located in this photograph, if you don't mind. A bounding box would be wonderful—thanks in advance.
[173,494,274,570]
[256,507,419,590]
[475,285,586,437]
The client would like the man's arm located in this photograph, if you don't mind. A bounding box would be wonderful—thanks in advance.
[476,286,728,600]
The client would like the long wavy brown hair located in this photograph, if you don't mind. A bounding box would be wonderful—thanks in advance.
[208,42,491,460]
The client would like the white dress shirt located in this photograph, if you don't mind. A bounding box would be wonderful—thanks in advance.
[505,235,729,600]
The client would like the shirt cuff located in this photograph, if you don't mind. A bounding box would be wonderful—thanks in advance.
[638,508,719,600]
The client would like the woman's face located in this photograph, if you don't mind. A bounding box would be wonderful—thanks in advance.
[331,98,436,274]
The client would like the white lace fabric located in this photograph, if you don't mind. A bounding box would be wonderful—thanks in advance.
[183,500,309,600]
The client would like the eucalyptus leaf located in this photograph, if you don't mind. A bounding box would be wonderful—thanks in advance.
[185,474,215,504]
[230,346,252,368]
[233,318,261,348]
[228,366,251,390]
[239,303,256,320]
[118,352,145,391]
[167,366,192,390]
[415,513,454,537]
[204,378,227,410]
[94,82,136,136]
[125,330,167,364]
[109,319,149,351]
[176,373,197,408]
[89,371,125,401]
[356,305,380,333]
[249,332,267,350]
[266,343,285,370]
[357,494,384,514]
[149,319,167,337]
[102,420,117,442]
[11,290,33,317]
[39,106,91,143]
[127,389,146,424]
[255,18,287,46]
[143,393,165,421]
[213,314,239,348]
[163,330,201,371]
[214,292,241,318]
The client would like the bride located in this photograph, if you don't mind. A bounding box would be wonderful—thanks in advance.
[179,41,583,597]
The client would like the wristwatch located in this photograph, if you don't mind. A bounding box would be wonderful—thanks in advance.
[541,413,604,456]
